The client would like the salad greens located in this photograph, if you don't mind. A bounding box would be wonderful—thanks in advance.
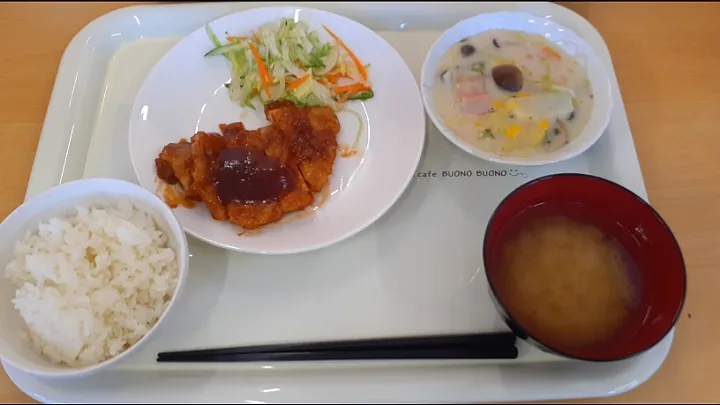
[204,18,374,111]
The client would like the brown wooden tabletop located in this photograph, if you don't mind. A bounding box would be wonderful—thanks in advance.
[0,2,717,403]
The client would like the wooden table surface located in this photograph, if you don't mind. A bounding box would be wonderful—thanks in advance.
[0,1,717,403]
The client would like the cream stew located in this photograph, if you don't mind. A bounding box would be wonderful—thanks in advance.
[433,30,594,157]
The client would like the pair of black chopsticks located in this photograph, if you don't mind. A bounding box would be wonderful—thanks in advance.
[156,332,518,363]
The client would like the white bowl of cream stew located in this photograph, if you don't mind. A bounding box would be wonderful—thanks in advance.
[421,11,612,166]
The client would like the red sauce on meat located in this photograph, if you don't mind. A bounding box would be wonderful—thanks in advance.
[215,147,296,205]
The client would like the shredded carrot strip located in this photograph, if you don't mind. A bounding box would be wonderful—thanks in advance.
[542,46,562,60]
[248,42,272,98]
[323,25,368,81]
[287,74,311,92]
[334,83,370,94]
[226,36,247,42]
[327,72,349,84]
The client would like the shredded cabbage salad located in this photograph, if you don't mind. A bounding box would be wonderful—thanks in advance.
[205,18,374,111]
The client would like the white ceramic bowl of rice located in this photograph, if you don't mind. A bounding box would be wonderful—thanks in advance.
[0,178,188,378]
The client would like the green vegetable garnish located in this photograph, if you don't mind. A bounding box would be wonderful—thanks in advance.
[307,43,333,69]
[481,128,494,139]
[280,93,323,108]
[205,24,222,48]
[203,17,373,116]
[541,130,552,144]
[347,90,375,101]
[205,42,248,57]
[470,62,486,76]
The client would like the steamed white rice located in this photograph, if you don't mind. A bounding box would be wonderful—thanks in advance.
[4,199,179,367]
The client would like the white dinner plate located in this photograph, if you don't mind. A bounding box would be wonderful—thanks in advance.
[129,6,425,254]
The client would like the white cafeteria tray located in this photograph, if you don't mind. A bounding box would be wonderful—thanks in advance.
[5,2,672,403]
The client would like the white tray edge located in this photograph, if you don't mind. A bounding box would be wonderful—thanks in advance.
[12,2,667,403]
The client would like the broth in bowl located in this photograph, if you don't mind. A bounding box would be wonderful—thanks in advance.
[433,30,594,157]
[493,213,641,351]
[483,174,686,362]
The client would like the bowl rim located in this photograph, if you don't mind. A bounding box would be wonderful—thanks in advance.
[420,10,613,167]
[482,172,687,362]
[0,178,189,377]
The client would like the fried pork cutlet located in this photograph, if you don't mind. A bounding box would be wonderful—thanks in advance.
[264,101,341,192]
[225,124,313,212]
[155,140,200,201]
[191,131,228,221]
[219,123,313,229]
[154,102,341,230]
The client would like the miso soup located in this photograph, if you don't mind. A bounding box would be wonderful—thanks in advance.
[494,215,640,350]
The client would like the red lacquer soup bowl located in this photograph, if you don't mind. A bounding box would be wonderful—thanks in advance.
[483,173,686,362]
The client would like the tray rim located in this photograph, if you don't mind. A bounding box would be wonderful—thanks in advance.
[10,1,668,403]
